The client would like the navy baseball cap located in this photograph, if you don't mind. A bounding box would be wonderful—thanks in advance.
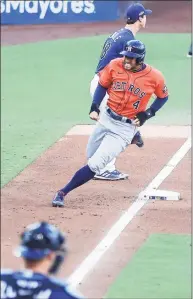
[126,3,152,22]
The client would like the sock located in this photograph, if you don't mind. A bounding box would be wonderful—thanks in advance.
[60,165,95,195]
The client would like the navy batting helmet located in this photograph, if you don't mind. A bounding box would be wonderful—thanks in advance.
[120,40,146,64]
[15,222,66,274]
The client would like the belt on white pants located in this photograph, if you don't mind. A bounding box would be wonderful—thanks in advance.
[106,108,132,124]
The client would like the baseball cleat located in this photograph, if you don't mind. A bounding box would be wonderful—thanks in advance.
[187,52,192,58]
[94,170,128,181]
[52,191,65,207]
[131,131,144,147]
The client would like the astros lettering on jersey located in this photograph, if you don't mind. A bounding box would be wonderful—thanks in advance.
[99,58,168,119]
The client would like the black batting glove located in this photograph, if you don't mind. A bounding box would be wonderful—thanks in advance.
[135,108,156,126]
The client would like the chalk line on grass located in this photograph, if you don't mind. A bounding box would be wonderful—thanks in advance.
[67,137,191,288]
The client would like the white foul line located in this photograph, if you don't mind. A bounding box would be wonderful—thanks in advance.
[67,137,191,288]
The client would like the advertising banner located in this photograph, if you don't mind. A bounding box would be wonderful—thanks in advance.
[1,1,119,25]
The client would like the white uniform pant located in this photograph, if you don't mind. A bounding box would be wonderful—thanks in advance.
[86,109,137,175]
[90,74,116,173]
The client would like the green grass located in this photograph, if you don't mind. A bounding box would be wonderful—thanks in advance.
[1,33,191,186]
[1,37,95,186]
[105,234,191,299]
[137,33,191,125]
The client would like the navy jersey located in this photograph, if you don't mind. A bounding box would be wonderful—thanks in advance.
[1,269,83,299]
[95,28,135,73]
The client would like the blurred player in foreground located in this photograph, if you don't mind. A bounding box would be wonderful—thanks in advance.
[1,221,83,299]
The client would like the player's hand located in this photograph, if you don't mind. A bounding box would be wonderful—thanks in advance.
[133,109,156,127]
[133,113,147,127]
[133,117,141,127]
[89,111,99,121]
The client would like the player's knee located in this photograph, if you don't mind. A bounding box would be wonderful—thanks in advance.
[88,156,108,174]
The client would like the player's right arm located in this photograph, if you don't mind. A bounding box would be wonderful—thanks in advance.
[89,64,113,120]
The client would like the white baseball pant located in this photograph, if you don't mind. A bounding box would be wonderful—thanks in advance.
[90,74,116,173]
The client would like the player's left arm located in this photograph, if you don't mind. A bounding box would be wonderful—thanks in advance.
[150,72,169,113]
[134,73,169,126]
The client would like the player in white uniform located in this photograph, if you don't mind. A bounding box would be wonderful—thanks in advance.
[90,3,152,180]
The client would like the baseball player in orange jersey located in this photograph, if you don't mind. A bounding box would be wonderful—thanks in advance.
[91,2,152,181]
[52,40,169,207]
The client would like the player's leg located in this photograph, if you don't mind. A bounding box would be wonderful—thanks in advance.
[86,121,138,178]
[52,130,130,207]
[93,128,144,179]
[52,122,107,207]
[86,122,108,159]
[90,75,117,173]
[90,75,127,179]
[88,131,128,177]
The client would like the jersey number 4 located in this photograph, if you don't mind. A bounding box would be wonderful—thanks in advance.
[133,100,140,110]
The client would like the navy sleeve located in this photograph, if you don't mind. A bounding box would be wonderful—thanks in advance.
[150,96,168,113]
[90,83,107,113]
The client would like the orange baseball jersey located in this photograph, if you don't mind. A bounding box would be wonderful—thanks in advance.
[98,58,168,119]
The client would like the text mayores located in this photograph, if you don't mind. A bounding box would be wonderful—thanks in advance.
[0,1,96,19]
